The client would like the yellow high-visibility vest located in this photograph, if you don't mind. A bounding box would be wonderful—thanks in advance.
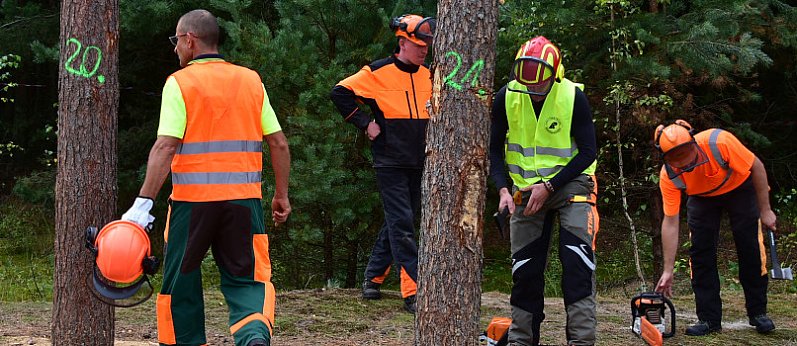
[504,78,596,189]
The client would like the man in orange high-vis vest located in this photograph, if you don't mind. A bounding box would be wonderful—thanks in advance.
[653,119,777,337]
[329,14,435,314]
[121,9,290,346]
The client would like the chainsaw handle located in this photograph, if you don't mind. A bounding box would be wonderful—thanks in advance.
[663,296,676,338]
[631,292,677,338]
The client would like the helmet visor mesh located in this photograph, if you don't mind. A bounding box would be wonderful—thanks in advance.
[663,141,708,176]
[509,57,555,96]
[413,18,436,46]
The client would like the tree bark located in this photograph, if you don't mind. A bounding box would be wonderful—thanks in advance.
[345,236,358,288]
[53,0,119,344]
[415,1,498,345]
[324,225,334,281]
[649,0,659,13]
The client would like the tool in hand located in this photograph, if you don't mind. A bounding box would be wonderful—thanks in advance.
[767,227,793,281]
[492,207,509,239]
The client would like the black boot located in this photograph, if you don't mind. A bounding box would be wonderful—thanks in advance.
[685,320,722,336]
[362,279,381,300]
[749,314,775,333]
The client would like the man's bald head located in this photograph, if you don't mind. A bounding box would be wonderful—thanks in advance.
[177,9,219,48]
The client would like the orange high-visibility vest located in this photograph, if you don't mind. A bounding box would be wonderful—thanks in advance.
[169,61,265,202]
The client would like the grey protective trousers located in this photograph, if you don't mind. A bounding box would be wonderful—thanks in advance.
[508,175,598,346]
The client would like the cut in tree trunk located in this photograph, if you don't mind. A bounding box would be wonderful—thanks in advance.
[415,2,498,345]
[53,0,119,344]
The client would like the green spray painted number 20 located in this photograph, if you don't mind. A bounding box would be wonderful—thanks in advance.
[64,38,105,84]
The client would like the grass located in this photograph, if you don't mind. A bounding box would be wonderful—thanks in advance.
[3,196,797,345]
[2,287,796,345]
[0,199,55,301]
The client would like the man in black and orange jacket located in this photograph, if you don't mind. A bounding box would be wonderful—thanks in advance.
[330,14,435,314]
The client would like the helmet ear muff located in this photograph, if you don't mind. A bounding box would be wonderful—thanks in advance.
[85,226,99,256]
[142,256,160,275]
[654,124,665,150]
[556,63,564,81]
[389,16,399,31]
[674,119,695,135]
[390,15,408,34]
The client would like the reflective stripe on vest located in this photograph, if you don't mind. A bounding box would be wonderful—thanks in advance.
[669,129,731,195]
[177,140,262,155]
[506,143,578,158]
[508,164,566,179]
[170,61,265,202]
[172,171,262,185]
[504,78,596,189]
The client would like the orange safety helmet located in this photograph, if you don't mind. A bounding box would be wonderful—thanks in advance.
[85,220,159,307]
[508,36,565,96]
[654,119,694,153]
[654,119,708,176]
[390,14,436,47]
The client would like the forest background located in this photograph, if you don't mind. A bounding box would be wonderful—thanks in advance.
[1,0,797,304]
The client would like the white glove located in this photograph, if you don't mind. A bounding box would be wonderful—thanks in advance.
[121,197,155,231]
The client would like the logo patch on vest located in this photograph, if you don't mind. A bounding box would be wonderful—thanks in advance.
[545,117,561,134]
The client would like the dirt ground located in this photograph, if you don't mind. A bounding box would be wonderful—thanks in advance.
[1,287,796,345]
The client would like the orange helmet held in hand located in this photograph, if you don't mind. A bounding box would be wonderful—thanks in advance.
[85,220,159,307]
[390,14,436,47]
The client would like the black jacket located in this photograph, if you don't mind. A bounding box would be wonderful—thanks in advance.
[331,56,431,169]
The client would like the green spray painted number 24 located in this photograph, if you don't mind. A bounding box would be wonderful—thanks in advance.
[443,51,486,96]
[64,38,105,84]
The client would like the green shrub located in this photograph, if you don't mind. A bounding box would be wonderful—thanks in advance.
[0,198,54,301]
[11,169,55,207]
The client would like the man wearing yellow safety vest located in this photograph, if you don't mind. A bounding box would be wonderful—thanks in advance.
[120,9,291,346]
[330,14,435,314]
[653,120,777,336]
[489,36,599,346]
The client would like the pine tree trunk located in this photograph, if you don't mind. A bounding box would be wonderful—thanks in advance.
[415,1,498,344]
[324,227,334,281]
[345,237,358,288]
[53,0,119,344]
[649,0,659,13]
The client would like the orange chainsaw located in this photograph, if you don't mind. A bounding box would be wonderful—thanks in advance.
[631,292,676,346]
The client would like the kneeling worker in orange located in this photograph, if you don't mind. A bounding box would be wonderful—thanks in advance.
[120,9,291,346]
[653,119,777,336]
